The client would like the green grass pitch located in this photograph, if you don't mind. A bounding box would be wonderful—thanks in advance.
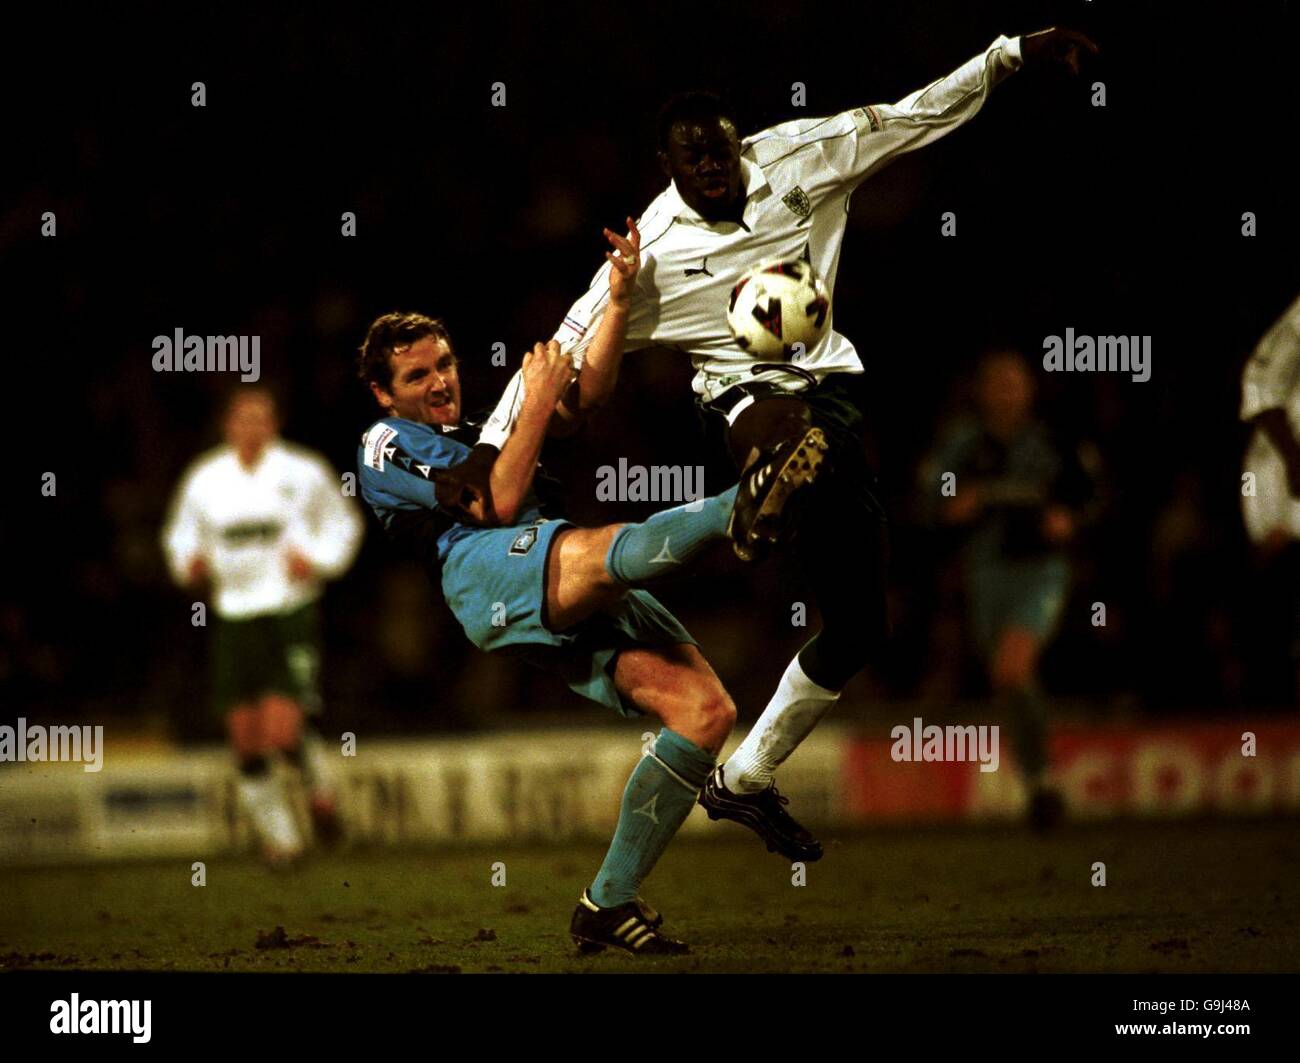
[2,821,1296,973]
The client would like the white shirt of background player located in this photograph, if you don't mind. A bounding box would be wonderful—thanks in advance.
[1241,293,1300,543]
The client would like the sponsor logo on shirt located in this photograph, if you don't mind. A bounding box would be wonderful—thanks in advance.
[222,520,283,546]
[363,424,399,471]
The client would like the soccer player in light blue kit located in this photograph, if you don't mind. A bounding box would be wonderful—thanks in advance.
[355,224,823,953]
[922,349,1095,829]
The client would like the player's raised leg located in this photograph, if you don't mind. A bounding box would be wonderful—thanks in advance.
[569,642,735,955]
[544,486,738,631]
[704,389,888,861]
[547,444,825,636]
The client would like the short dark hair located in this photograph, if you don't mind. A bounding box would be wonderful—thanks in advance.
[357,311,452,391]
[655,91,740,152]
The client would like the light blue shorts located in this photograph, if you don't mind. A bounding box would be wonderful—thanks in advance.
[441,518,696,715]
[966,555,1070,657]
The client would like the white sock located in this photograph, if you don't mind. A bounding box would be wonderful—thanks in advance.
[237,772,303,855]
[722,654,841,793]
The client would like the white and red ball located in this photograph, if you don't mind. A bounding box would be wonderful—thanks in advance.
[726,259,830,358]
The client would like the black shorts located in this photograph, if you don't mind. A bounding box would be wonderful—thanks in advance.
[700,373,890,649]
[211,602,322,717]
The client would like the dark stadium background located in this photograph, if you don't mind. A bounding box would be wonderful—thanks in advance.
[5,0,1299,738]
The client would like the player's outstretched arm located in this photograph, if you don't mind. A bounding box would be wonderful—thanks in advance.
[795,29,1097,192]
[160,470,211,589]
[565,217,641,416]
[484,340,576,524]
[291,458,365,578]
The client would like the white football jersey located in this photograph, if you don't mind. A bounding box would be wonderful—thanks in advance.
[1241,293,1300,542]
[161,440,364,619]
[480,35,1023,449]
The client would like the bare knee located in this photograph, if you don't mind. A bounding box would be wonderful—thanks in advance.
[260,694,304,753]
[226,703,262,762]
[615,645,736,754]
[678,686,736,754]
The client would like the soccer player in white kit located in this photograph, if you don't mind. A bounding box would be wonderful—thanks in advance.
[1241,293,1300,697]
[162,388,364,864]
[482,26,1099,860]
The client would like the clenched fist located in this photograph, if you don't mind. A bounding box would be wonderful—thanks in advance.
[521,339,577,410]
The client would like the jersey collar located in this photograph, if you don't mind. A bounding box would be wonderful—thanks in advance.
[668,156,770,229]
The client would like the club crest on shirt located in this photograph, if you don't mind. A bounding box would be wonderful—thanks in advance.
[782,186,812,221]
[509,526,539,556]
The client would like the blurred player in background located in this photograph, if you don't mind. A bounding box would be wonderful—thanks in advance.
[356,224,823,953]
[482,27,1097,859]
[1240,292,1300,699]
[921,350,1096,829]
[162,388,363,864]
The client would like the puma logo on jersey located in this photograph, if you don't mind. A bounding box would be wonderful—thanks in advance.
[684,256,714,278]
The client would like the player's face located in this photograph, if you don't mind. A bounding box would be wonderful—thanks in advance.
[660,117,743,220]
[224,392,278,462]
[373,336,461,427]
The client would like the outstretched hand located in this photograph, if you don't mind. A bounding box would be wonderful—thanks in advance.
[604,217,641,309]
[1022,27,1099,75]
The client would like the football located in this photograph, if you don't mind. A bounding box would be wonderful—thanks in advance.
[726,258,831,358]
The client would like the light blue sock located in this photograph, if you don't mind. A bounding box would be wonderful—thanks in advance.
[589,728,717,907]
[603,485,738,586]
